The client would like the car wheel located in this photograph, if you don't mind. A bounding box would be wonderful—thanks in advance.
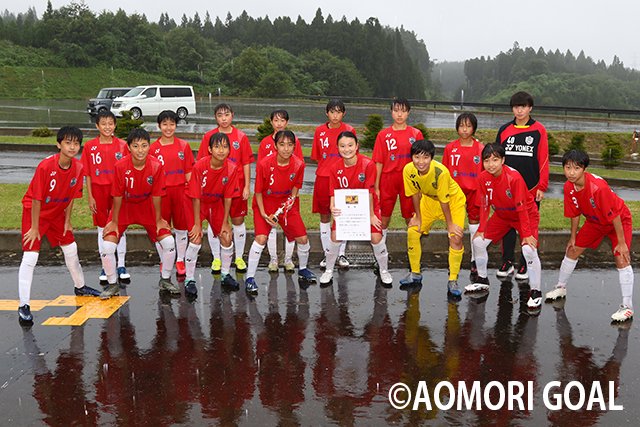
[98,107,108,114]
[130,108,142,120]
[177,107,188,119]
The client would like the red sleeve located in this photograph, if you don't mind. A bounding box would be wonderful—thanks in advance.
[224,165,241,199]
[293,161,305,189]
[30,162,47,201]
[81,145,91,174]
[365,159,377,194]
[594,185,621,223]
[239,132,255,165]
[152,163,166,197]
[442,144,451,169]
[183,140,195,174]
[197,132,210,160]
[254,160,265,194]
[563,182,580,218]
[112,166,124,197]
[311,128,321,162]
[477,183,489,233]
[328,167,337,197]
[536,128,549,192]
[257,137,268,161]
[294,137,304,160]
[186,166,201,199]
[371,131,386,164]
[73,163,85,199]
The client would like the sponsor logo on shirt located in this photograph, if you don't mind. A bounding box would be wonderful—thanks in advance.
[45,196,51,203]
[390,154,396,161]
[96,170,100,176]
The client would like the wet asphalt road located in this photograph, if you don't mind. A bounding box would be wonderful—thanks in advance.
[0,265,637,426]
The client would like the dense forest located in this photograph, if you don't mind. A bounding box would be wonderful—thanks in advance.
[0,2,430,98]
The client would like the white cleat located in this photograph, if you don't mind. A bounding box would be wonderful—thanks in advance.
[545,286,567,301]
[379,270,393,285]
[611,305,634,322]
[319,270,334,285]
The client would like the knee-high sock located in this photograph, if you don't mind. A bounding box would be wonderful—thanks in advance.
[220,243,234,275]
[407,226,423,274]
[557,256,578,287]
[319,222,331,254]
[174,229,188,262]
[232,223,247,259]
[102,241,118,284]
[61,242,84,289]
[117,232,127,268]
[297,241,310,270]
[324,240,341,271]
[267,228,278,262]
[247,241,265,278]
[155,241,162,260]
[521,244,541,290]
[285,239,295,264]
[468,223,480,261]
[371,241,389,272]
[159,236,176,280]
[381,228,388,245]
[618,265,634,308]
[207,226,221,259]
[18,251,39,306]
[339,240,347,257]
[472,237,492,279]
[185,242,201,281]
[97,226,105,255]
[448,246,464,281]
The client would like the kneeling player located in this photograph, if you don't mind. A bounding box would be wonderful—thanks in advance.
[319,131,392,286]
[100,128,178,298]
[245,130,316,294]
[464,143,543,310]
[545,150,633,322]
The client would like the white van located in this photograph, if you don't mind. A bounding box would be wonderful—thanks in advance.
[110,85,196,120]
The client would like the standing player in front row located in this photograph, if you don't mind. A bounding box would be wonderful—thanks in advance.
[100,128,178,298]
[81,111,131,285]
[442,112,484,280]
[545,150,634,322]
[320,131,392,286]
[18,127,101,325]
[245,130,316,294]
[183,133,241,296]
[402,140,466,296]
[257,109,304,273]
[464,143,543,311]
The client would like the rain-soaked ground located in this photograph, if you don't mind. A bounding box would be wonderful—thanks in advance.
[0,265,637,426]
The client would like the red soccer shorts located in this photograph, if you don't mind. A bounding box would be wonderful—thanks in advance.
[161,185,190,230]
[312,176,331,215]
[380,170,414,219]
[253,199,306,242]
[484,210,540,243]
[464,188,480,222]
[575,213,633,254]
[91,183,113,227]
[21,208,75,251]
[105,200,171,243]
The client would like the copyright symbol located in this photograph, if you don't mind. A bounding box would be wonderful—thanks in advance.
[388,382,411,409]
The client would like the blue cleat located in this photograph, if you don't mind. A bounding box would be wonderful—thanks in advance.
[184,279,198,296]
[117,266,131,284]
[298,268,317,283]
[74,285,102,297]
[447,280,462,297]
[399,272,422,287]
[245,277,259,294]
[18,304,33,324]
[221,273,239,291]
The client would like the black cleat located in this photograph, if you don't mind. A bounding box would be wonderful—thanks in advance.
[74,285,102,297]
[18,304,33,325]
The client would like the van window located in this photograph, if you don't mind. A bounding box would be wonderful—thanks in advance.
[160,87,192,97]
[141,87,157,98]
[124,87,144,97]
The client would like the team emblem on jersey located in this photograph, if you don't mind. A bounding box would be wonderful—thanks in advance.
[178,151,184,160]
[115,152,123,160]
[70,178,77,187]
[506,189,512,199]
[289,173,296,181]
[473,155,480,164]
[590,197,596,208]
[95,170,100,176]
[409,137,416,144]
[358,173,365,182]
[147,176,154,185]
[45,196,51,204]
[222,176,228,185]
[390,154,396,161]
[233,141,240,150]
[525,136,534,145]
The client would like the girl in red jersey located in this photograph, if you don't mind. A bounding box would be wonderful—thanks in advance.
[545,150,633,323]
[464,143,543,311]
[319,131,392,286]
[244,130,316,294]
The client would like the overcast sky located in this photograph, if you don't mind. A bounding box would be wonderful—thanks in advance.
[9,0,640,69]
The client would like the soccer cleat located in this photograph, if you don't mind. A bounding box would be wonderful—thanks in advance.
[319,257,327,269]
[372,259,380,276]
[100,283,120,299]
[469,260,478,282]
[175,260,186,276]
[447,280,462,297]
[465,276,490,293]
[234,257,247,273]
[319,269,334,285]
[515,263,529,280]
[117,266,131,281]
[545,286,567,301]
[526,289,543,309]
[496,261,514,278]
[399,272,422,287]
[245,277,259,294]
[268,260,279,272]
[299,268,317,283]
[159,277,181,295]
[221,273,239,291]
[284,260,296,273]
[379,270,393,286]
[18,304,33,324]
[211,258,222,274]
[74,285,102,297]
[611,305,634,322]
[337,255,350,268]
[184,279,197,296]
[99,269,108,284]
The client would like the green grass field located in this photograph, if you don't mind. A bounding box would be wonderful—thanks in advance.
[2,183,638,231]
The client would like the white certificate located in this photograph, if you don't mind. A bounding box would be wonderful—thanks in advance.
[334,189,371,241]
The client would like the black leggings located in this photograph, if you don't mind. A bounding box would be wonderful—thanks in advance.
[501,200,540,265]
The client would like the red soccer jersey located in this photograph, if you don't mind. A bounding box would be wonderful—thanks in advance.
[186,157,241,205]
[255,155,305,209]
[196,127,254,180]
[257,134,304,161]
[372,125,422,173]
[564,172,627,225]
[112,156,165,204]
[22,154,84,220]
[328,154,379,208]
[311,122,356,177]
[81,137,129,186]
[442,138,485,193]
[150,137,194,187]
[477,166,537,237]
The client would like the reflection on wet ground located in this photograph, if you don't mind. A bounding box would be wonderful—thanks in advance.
[0,266,637,425]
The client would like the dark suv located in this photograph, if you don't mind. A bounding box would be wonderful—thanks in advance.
[87,87,132,116]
